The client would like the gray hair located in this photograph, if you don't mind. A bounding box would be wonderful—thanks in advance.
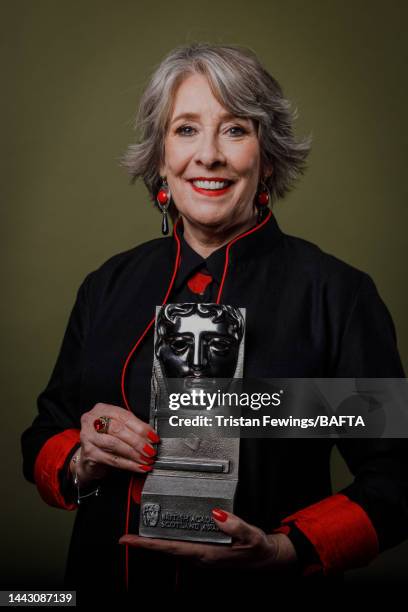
[120,42,312,217]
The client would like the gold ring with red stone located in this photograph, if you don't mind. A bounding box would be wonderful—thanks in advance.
[93,416,111,434]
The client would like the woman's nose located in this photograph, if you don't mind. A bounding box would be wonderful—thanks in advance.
[194,132,226,167]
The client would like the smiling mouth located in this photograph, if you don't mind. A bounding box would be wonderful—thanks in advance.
[188,178,234,197]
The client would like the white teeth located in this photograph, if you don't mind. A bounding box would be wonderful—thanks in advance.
[192,179,230,190]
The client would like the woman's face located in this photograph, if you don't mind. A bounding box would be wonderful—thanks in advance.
[160,73,269,231]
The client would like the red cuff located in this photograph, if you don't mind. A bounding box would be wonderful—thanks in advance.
[276,493,379,575]
[34,429,80,510]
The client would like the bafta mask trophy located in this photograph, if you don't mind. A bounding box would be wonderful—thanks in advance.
[139,303,245,543]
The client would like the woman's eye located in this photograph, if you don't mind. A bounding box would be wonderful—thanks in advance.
[227,126,247,136]
[175,125,247,137]
[175,125,196,136]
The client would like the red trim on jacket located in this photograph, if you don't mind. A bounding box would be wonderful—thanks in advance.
[33,429,80,510]
[121,216,183,592]
[131,475,146,505]
[275,493,379,575]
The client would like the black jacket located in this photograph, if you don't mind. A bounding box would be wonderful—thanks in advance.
[21,212,408,601]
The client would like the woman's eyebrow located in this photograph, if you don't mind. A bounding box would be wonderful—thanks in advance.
[170,111,248,125]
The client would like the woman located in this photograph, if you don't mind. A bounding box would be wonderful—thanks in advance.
[21,42,407,601]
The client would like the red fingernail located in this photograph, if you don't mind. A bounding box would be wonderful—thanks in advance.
[142,443,156,457]
[140,465,153,472]
[141,456,155,464]
[212,508,228,522]
[147,430,160,443]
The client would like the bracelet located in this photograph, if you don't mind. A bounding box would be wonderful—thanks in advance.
[72,451,101,505]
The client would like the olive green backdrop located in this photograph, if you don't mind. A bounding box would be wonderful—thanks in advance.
[2,0,407,590]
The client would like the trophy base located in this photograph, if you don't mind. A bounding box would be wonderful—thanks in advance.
[139,474,237,543]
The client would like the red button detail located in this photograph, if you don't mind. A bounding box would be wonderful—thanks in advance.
[187,271,213,295]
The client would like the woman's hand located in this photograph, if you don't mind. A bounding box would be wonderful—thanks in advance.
[119,509,298,572]
[71,402,159,487]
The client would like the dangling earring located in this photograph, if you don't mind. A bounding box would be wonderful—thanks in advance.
[256,180,271,223]
[156,177,171,235]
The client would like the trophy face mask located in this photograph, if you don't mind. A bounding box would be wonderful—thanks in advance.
[156,302,243,383]
[139,302,246,543]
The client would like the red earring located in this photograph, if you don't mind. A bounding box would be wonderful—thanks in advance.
[157,187,169,205]
[256,181,270,223]
[156,178,171,235]
[257,189,269,206]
